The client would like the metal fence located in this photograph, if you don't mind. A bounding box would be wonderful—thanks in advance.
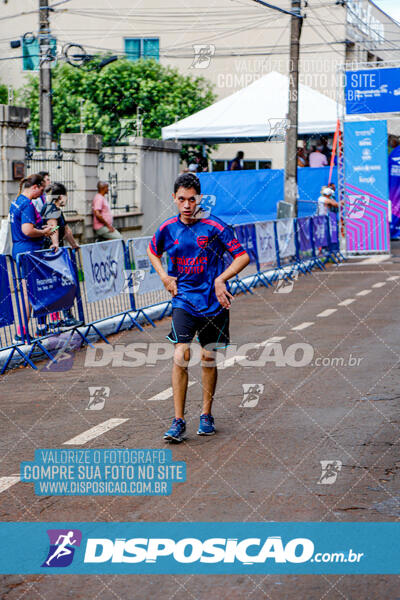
[25,147,76,211]
[98,147,138,214]
[0,214,344,373]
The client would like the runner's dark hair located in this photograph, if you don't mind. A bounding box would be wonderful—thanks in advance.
[174,172,201,195]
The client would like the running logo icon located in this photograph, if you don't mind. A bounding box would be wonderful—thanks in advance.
[317,460,342,485]
[42,529,82,568]
[190,45,215,69]
[87,386,110,410]
[240,384,264,407]
[347,195,370,219]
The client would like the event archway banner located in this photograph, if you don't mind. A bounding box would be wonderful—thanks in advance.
[343,120,390,253]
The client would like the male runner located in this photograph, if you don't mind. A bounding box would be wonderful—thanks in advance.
[147,173,250,442]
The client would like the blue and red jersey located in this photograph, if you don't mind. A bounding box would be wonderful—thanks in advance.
[149,214,246,316]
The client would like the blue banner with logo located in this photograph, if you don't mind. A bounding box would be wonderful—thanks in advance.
[233,223,258,264]
[312,216,328,248]
[21,249,77,317]
[0,522,399,574]
[297,218,312,252]
[329,213,338,244]
[0,255,14,326]
[389,145,400,239]
[197,168,337,225]
[343,120,390,252]
[345,68,400,115]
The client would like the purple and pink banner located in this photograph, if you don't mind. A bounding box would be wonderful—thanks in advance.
[389,145,400,240]
[343,120,390,252]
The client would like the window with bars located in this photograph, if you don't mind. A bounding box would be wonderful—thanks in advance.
[124,38,159,61]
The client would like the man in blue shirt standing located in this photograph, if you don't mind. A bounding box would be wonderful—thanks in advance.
[10,174,52,259]
[147,173,250,442]
[9,174,53,341]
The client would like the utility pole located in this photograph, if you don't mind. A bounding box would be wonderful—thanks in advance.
[284,0,303,217]
[39,0,52,148]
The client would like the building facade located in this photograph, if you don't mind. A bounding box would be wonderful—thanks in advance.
[0,0,399,168]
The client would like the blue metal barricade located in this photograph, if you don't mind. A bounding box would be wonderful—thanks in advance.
[74,240,142,337]
[126,237,172,321]
[1,215,345,374]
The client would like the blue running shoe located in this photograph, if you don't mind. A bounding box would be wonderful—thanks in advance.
[164,418,186,443]
[197,413,216,436]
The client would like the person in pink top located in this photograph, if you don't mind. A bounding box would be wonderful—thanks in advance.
[308,145,328,168]
[92,181,122,240]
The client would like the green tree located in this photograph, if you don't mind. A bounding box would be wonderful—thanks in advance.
[20,57,216,149]
[0,82,9,104]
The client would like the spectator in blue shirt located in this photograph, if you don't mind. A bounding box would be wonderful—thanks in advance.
[9,174,53,341]
[10,174,52,260]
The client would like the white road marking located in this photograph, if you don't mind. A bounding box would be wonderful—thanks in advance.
[338,298,355,306]
[219,355,247,368]
[291,322,314,331]
[317,309,337,318]
[372,282,386,288]
[63,418,129,445]
[387,275,400,281]
[0,475,20,494]
[148,382,195,401]
[356,289,371,296]
[260,336,286,346]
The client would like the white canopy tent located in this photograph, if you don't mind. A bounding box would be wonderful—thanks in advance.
[162,71,340,143]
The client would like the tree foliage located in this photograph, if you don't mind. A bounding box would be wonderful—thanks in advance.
[0,82,9,104]
[19,57,216,149]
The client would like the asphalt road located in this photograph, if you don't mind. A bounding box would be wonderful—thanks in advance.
[0,245,399,599]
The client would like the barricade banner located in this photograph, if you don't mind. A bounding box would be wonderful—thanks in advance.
[276,218,295,258]
[344,120,390,252]
[0,255,14,327]
[81,241,125,303]
[312,216,328,247]
[234,224,258,264]
[23,249,77,317]
[255,221,276,264]
[389,145,400,240]
[298,218,312,252]
[130,237,167,295]
[329,213,338,243]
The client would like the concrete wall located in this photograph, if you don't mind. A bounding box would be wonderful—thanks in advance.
[131,137,181,237]
[0,105,30,217]
[0,113,181,243]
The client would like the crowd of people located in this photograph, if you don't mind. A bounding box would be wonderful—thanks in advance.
[297,141,333,168]
[8,171,123,341]
[185,141,333,174]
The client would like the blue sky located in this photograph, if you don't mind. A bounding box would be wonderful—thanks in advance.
[373,0,400,23]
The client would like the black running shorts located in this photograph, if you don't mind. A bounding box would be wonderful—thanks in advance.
[166,307,230,350]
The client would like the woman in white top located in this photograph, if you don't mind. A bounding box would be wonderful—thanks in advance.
[317,186,338,216]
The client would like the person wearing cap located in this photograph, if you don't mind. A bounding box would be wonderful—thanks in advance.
[317,186,339,216]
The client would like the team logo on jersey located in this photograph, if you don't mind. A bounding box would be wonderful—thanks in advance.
[197,236,208,248]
